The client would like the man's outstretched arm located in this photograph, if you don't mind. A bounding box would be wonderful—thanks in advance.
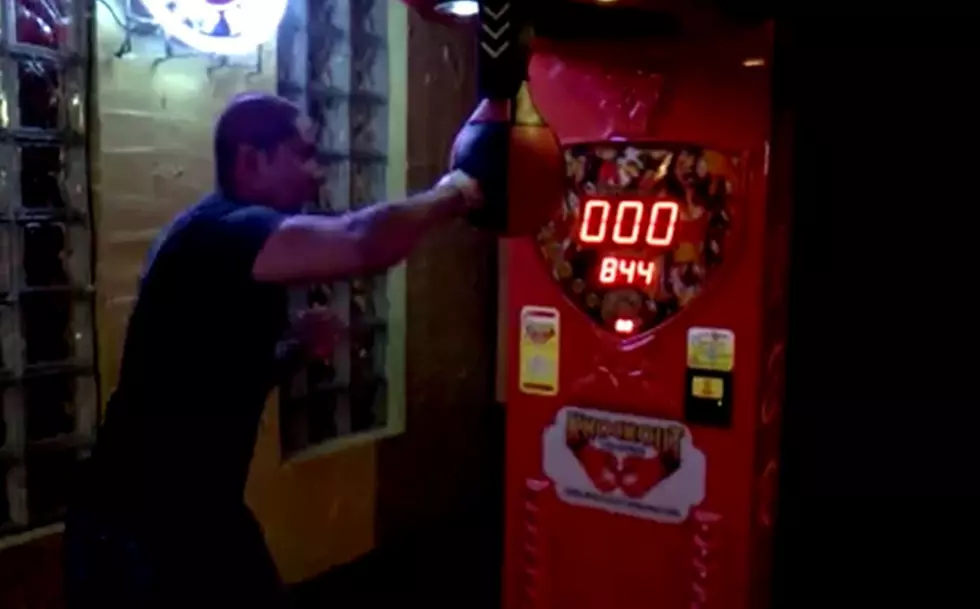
[252,171,479,284]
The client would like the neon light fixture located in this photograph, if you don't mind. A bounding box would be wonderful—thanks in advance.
[140,0,288,56]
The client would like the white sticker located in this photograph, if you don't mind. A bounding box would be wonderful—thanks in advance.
[542,406,706,523]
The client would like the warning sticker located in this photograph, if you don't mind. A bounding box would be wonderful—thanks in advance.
[519,306,560,396]
[687,327,735,372]
[691,376,724,400]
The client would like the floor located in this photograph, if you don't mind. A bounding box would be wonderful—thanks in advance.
[289,518,501,609]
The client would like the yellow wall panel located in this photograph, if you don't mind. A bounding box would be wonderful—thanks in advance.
[246,407,376,581]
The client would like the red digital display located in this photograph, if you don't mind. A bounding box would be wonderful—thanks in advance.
[578,199,680,247]
[540,142,738,337]
[577,198,679,287]
[599,256,656,286]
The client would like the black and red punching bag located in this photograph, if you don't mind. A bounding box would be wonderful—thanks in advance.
[450,0,562,236]
[402,0,562,236]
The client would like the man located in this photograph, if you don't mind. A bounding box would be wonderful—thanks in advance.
[64,93,484,608]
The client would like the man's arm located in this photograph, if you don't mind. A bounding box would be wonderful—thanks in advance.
[252,172,478,284]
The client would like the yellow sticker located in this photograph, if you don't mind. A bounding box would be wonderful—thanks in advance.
[687,327,735,372]
[691,376,725,400]
[519,306,560,396]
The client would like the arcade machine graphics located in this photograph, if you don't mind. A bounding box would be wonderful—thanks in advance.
[398,1,788,608]
[496,6,788,609]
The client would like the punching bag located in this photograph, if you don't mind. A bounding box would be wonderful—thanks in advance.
[448,0,562,236]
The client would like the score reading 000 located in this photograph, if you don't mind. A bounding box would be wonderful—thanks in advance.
[577,198,680,287]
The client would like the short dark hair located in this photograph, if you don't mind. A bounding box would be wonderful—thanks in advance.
[213,93,302,198]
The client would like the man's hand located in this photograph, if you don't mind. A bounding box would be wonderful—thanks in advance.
[435,170,484,213]
[284,306,346,361]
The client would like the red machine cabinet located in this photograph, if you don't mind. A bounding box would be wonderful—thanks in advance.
[500,16,789,609]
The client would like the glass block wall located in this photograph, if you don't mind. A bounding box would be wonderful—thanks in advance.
[278,0,392,459]
[0,0,96,536]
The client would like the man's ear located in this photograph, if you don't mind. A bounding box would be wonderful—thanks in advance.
[238,144,261,174]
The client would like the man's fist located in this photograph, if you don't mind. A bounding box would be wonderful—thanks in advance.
[436,170,484,212]
[450,103,511,232]
[448,94,563,236]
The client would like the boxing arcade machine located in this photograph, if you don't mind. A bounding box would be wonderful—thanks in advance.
[404,1,788,608]
[496,5,788,609]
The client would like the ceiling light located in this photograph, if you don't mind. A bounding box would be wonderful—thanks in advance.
[434,1,479,18]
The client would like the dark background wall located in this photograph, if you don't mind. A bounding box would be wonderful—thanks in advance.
[0,535,64,609]
[293,13,503,609]
[774,15,980,609]
[378,9,502,602]
[382,11,496,543]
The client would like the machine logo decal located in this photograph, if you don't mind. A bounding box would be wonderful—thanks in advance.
[519,306,560,396]
[543,406,706,522]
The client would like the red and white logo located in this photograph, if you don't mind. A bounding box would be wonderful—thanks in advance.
[543,406,706,523]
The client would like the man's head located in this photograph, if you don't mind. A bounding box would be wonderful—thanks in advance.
[214,93,319,213]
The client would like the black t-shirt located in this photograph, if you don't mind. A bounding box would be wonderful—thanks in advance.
[89,194,288,516]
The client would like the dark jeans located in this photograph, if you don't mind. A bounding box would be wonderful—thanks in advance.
[64,503,284,609]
